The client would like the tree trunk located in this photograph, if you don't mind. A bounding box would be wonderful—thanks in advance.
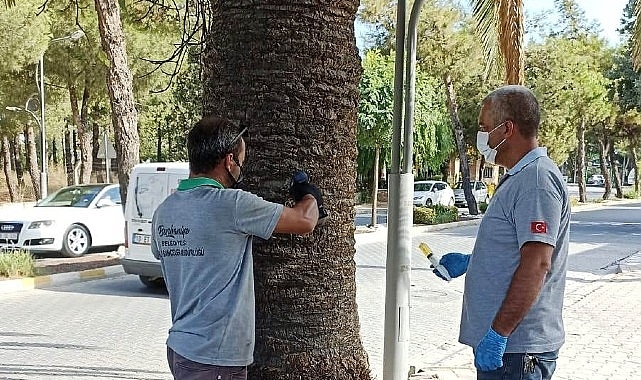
[12,134,24,187]
[95,0,140,207]
[24,124,41,199]
[608,142,623,198]
[1,135,19,202]
[69,84,93,184]
[597,137,610,200]
[370,146,380,227]
[631,146,639,194]
[203,2,369,378]
[64,127,74,186]
[577,119,586,203]
[444,72,478,214]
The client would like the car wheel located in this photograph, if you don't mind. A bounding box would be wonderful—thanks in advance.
[425,199,433,206]
[139,275,165,288]
[61,224,91,258]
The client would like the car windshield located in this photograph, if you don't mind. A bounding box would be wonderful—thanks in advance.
[36,185,106,208]
[454,182,464,190]
[414,183,434,192]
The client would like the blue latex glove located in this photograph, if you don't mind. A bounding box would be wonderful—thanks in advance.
[432,252,470,280]
[474,328,508,371]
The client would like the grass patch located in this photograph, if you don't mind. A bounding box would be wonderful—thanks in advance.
[0,250,36,279]
[479,202,489,213]
[413,204,459,225]
[624,190,638,199]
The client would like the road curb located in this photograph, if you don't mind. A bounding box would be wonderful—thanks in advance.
[0,264,125,294]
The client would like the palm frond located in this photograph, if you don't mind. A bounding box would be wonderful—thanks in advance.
[471,0,499,80]
[497,0,524,84]
[471,0,524,84]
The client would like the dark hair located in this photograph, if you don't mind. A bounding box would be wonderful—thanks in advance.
[187,116,245,174]
[484,85,540,139]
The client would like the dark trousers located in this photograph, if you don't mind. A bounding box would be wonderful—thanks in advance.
[167,347,248,380]
[477,350,559,380]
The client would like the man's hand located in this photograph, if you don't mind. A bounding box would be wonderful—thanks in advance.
[433,252,470,280]
[474,328,508,371]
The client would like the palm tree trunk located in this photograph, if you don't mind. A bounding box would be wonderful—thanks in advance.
[24,124,41,199]
[444,72,478,214]
[95,0,140,206]
[370,146,380,227]
[1,135,19,202]
[203,1,370,378]
[577,119,586,203]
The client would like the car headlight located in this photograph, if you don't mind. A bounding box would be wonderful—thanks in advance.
[28,220,55,229]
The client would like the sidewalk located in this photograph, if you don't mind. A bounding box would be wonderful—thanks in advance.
[355,199,641,380]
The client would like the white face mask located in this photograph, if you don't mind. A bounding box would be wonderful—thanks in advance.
[476,122,507,164]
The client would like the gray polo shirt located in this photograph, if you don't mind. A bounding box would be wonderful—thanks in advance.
[460,147,570,353]
[151,177,283,366]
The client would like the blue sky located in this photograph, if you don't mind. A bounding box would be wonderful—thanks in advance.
[356,0,630,49]
[526,0,628,44]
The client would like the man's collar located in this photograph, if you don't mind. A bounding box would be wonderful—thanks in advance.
[507,147,548,176]
[177,177,224,190]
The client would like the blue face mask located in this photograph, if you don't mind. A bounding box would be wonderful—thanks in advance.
[476,122,507,164]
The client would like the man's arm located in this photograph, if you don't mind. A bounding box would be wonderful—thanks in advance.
[491,241,553,336]
[274,194,319,235]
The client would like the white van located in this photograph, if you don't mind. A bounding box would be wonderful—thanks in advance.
[122,162,189,287]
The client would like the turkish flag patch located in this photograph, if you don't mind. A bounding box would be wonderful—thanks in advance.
[531,221,547,233]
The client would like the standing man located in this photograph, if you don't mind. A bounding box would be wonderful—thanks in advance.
[151,116,324,380]
[435,85,570,379]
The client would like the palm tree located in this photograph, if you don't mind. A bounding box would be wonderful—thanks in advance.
[202,1,370,379]
[471,0,525,84]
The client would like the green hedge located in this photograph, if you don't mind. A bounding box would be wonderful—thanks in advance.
[413,204,459,225]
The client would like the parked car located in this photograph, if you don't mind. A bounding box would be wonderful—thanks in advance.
[587,174,605,186]
[0,184,125,257]
[413,180,455,207]
[453,180,490,207]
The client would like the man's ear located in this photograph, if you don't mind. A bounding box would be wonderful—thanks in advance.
[505,120,516,137]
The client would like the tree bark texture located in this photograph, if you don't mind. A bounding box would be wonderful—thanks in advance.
[95,0,139,206]
[444,73,478,214]
[1,135,19,202]
[202,1,370,378]
[69,84,93,184]
[24,124,41,199]
[577,119,586,203]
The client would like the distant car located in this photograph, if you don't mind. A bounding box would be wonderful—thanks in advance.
[587,174,605,186]
[0,184,124,257]
[413,180,455,207]
[453,180,490,207]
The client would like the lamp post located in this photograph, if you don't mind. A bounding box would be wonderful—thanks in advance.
[7,30,85,199]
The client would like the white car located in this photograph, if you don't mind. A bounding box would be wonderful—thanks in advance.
[0,184,125,257]
[413,180,455,207]
[453,180,490,207]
